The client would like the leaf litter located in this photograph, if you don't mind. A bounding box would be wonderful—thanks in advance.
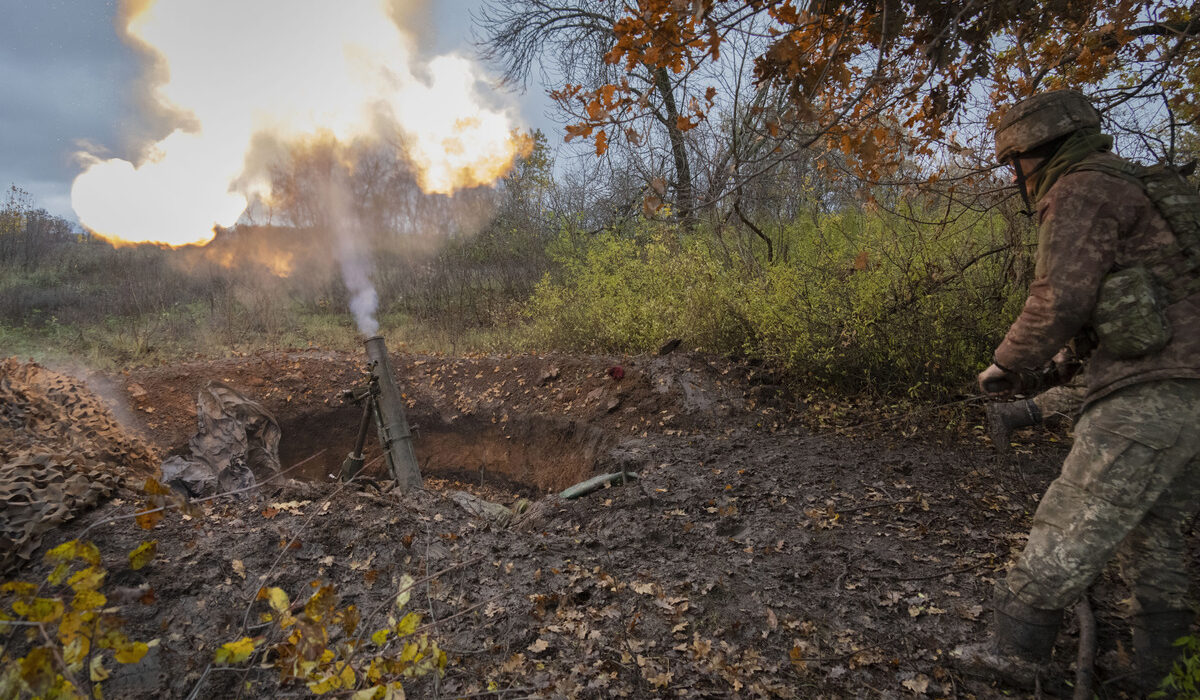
[2,349,1160,697]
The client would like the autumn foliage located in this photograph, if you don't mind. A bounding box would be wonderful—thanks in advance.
[559,0,1198,181]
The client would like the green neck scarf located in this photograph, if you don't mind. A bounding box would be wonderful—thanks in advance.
[1026,128,1114,204]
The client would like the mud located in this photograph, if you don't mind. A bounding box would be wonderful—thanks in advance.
[3,348,1191,698]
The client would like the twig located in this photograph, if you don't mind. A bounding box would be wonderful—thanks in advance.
[1073,594,1097,700]
[836,498,919,515]
[237,453,377,634]
[413,595,500,636]
[37,622,83,692]
[2,451,329,654]
[351,555,486,653]
[869,561,991,581]
[76,449,328,542]
[449,687,541,698]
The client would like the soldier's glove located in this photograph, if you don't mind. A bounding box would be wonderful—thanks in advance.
[1044,347,1083,387]
[979,362,1043,399]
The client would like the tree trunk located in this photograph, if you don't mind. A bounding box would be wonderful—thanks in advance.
[654,67,695,230]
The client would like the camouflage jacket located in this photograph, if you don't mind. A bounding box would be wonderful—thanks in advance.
[994,152,1200,404]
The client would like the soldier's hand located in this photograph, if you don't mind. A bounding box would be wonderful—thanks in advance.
[979,363,1017,398]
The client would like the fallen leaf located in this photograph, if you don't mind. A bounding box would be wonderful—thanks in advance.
[902,674,930,694]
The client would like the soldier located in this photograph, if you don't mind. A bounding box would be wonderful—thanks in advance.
[955,90,1200,691]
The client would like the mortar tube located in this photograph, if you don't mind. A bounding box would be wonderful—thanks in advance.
[364,336,422,490]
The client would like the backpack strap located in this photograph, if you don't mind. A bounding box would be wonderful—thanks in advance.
[1066,159,1200,305]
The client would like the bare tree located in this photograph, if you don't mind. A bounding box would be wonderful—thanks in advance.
[475,0,700,228]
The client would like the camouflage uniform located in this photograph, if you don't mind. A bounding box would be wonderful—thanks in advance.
[988,147,1200,685]
[1031,383,1085,421]
[955,89,1200,690]
[994,151,1200,612]
[1006,379,1200,614]
[994,151,1200,402]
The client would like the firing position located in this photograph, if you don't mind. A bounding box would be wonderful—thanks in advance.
[955,90,1200,692]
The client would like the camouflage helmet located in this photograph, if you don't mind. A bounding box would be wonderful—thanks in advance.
[995,90,1100,163]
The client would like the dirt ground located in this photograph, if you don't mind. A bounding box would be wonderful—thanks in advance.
[4,347,1187,698]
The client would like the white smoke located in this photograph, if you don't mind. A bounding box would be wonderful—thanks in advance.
[344,262,380,336]
[324,170,380,337]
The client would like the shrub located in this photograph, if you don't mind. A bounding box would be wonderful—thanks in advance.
[522,208,1030,398]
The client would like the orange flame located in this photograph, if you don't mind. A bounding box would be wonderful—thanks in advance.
[71,0,524,247]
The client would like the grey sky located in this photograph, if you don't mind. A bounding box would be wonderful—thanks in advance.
[0,1,556,220]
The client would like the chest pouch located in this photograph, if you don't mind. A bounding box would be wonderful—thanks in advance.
[1092,266,1172,359]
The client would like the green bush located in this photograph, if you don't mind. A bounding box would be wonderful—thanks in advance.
[522,208,1030,398]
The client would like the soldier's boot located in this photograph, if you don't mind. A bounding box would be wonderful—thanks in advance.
[986,399,1042,452]
[1127,608,1194,693]
[952,587,1062,689]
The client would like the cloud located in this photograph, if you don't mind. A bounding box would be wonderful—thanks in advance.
[0,1,139,218]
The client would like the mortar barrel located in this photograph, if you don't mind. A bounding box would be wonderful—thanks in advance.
[364,336,422,489]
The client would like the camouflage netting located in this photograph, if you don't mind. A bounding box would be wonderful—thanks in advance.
[1,358,158,574]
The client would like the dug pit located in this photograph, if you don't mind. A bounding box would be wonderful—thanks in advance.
[278,408,614,495]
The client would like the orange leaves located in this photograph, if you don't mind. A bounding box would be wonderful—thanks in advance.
[559,0,1186,185]
[586,99,609,121]
[136,477,173,530]
[565,124,594,143]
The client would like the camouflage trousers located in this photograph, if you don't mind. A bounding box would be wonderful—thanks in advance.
[1005,379,1200,614]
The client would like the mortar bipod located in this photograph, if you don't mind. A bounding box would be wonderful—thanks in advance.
[339,377,377,481]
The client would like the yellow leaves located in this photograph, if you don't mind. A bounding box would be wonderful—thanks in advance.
[305,585,336,623]
[48,563,72,586]
[4,537,157,700]
[1,581,37,596]
[351,683,406,700]
[113,640,149,664]
[69,567,106,595]
[394,612,421,637]
[127,541,157,571]
[238,578,445,696]
[62,621,91,667]
[71,589,107,612]
[89,656,109,682]
[214,637,259,664]
[263,586,291,614]
[307,663,355,694]
[12,597,65,623]
[394,575,414,611]
[47,540,102,567]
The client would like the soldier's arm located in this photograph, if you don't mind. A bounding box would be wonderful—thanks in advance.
[993,172,1126,371]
